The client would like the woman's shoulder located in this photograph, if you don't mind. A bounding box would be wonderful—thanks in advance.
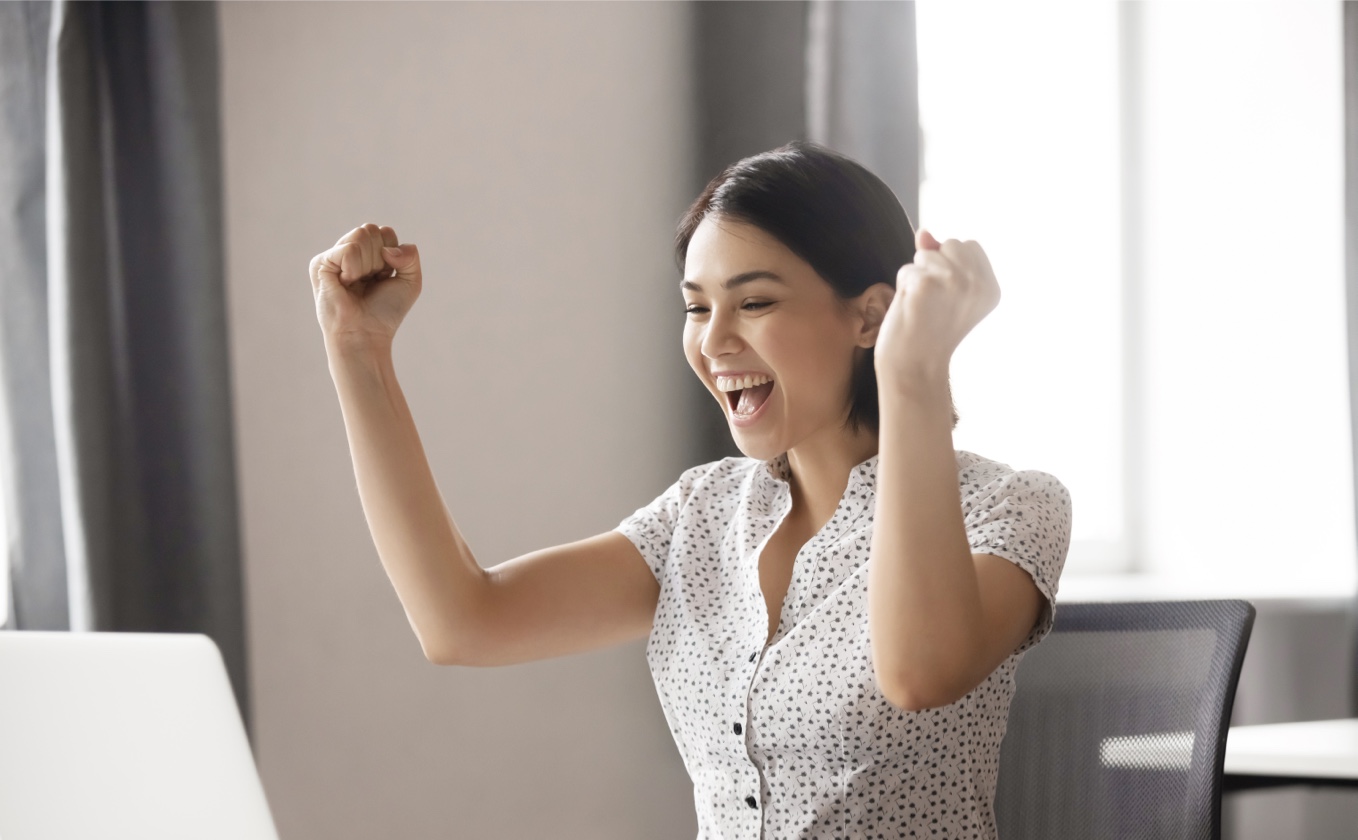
[676,455,772,487]
[664,454,785,506]
[954,449,1069,499]
[955,448,1011,477]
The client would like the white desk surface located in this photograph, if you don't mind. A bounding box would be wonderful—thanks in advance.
[1224,718,1358,780]
[1058,573,1356,613]
[1098,719,1358,782]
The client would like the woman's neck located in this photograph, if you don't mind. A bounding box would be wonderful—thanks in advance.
[784,425,879,531]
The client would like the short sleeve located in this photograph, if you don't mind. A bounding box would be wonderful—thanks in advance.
[963,468,1073,654]
[613,463,712,584]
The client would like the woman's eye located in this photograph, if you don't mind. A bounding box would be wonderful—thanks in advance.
[683,302,772,316]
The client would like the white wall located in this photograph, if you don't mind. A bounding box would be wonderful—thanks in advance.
[218,3,699,838]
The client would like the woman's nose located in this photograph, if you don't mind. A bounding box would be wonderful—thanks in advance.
[700,308,743,359]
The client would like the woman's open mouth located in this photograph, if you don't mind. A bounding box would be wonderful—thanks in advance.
[716,373,775,422]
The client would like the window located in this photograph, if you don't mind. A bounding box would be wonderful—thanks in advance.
[918,1,1124,573]
[918,1,1355,593]
[1,429,8,627]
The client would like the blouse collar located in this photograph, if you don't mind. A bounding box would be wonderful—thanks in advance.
[758,451,880,496]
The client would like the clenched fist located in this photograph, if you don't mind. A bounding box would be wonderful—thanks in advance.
[874,228,1000,388]
[309,223,422,352]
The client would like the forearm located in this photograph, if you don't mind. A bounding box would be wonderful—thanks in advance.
[326,339,489,664]
[868,372,982,708]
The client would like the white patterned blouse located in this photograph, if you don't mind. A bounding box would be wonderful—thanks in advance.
[614,449,1072,839]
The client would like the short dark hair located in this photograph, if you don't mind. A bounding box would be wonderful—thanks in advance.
[674,140,959,435]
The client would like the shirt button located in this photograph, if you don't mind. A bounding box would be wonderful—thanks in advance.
[733,722,742,735]
[746,795,758,809]
[749,651,757,662]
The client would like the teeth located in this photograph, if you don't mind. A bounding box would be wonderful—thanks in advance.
[716,373,772,392]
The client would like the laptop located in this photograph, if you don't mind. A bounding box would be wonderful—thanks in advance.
[0,631,280,840]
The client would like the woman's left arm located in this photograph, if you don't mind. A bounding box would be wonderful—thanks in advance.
[867,230,1044,712]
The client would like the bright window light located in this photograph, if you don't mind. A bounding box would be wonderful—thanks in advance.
[1134,1,1352,593]
[917,1,1125,573]
[917,1,1356,596]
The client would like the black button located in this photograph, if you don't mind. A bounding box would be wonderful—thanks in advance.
[746,795,757,808]
[749,651,757,662]
[733,722,742,735]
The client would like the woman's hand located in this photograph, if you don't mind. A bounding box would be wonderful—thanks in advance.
[309,223,423,353]
[874,228,1001,389]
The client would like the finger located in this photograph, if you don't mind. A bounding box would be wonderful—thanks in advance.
[380,242,421,282]
[337,239,366,282]
[939,238,968,264]
[333,227,370,279]
[360,222,384,277]
[896,262,926,293]
[310,246,346,294]
[378,226,400,276]
[911,248,950,276]
[335,225,364,247]
[916,228,942,251]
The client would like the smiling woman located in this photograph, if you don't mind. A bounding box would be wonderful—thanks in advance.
[311,139,1070,840]
[677,143,959,442]
[609,139,1072,839]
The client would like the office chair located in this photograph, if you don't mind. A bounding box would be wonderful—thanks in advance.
[994,600,1256,840]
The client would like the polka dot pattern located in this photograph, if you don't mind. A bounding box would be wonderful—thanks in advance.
[615,450,1072,839]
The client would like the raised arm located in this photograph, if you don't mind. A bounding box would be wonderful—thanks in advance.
[313,224,658,666]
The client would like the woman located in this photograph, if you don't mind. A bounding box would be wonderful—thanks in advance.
[309,140,1072,839]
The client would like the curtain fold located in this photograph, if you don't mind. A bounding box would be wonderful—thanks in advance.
[687,0,921,464]
[0,0,250,737]
[688,0,811,465]
[1344,0,1358,718]
[805,0,920,231]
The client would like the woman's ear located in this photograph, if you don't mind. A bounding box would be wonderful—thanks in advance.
[856,283,895,348]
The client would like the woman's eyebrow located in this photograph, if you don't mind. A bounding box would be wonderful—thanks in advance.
[680,270,787,292]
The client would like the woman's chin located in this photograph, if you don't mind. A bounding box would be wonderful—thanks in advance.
[729,433,782,462]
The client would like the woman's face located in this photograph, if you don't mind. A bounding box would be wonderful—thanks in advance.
[681,215,876,461]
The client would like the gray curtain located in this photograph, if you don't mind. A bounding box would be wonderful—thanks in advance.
[687,0,920,464]
[0,0,250,736]
[1345,0,1358,719]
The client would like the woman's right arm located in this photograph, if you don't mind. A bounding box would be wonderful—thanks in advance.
[314,224,658,667]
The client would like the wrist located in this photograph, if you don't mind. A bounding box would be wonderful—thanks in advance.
[877,359,951,403]
[324,331,394,362]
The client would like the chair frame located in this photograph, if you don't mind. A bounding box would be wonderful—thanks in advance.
[996,599,1256,840]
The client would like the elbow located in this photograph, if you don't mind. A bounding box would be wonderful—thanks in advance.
[421,640,457,666]
[418,631,466,667]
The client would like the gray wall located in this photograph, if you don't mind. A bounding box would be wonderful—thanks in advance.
[217,3,1358,838]
[1227,608,1358,839]
[219,3,698,838]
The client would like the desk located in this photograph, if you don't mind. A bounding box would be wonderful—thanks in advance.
[1057,573,1356,613]
[1098,720,1358,791]
[1223,718,1358,791]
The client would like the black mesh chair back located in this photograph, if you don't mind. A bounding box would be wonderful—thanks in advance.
[994,600,1255,840]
